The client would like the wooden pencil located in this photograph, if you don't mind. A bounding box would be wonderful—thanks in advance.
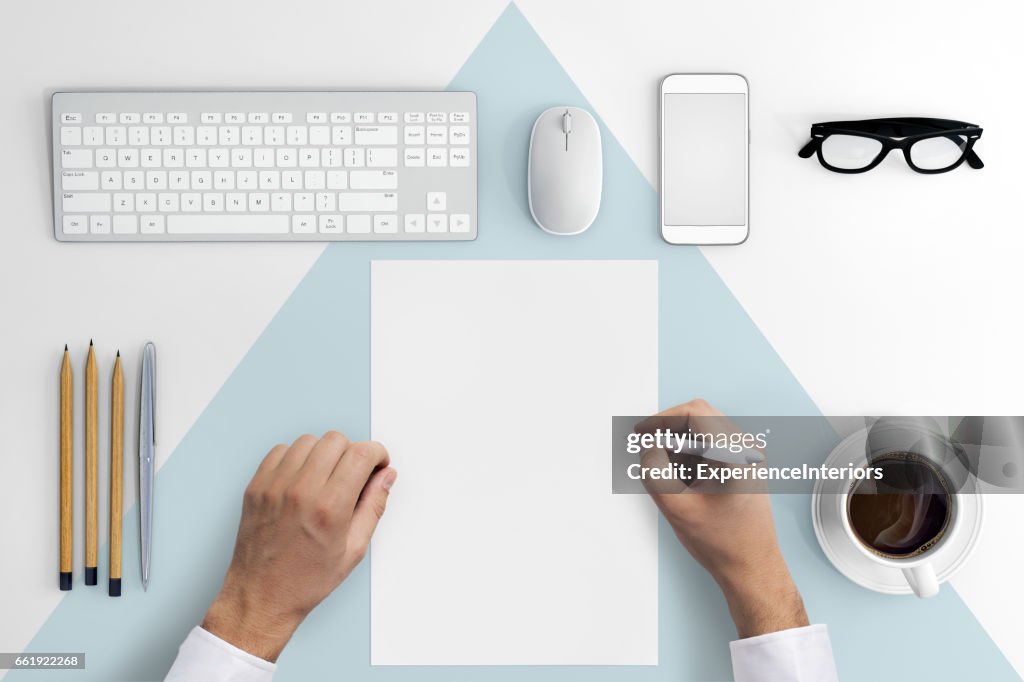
[109,351,124,596]
[85,340,98,585]
[59,345,73,591]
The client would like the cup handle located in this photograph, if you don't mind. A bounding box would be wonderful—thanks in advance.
[903,563,939,598]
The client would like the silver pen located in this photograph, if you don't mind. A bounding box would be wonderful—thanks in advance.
[139,342,156,591]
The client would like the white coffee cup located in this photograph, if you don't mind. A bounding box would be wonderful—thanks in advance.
[839,449,974,599]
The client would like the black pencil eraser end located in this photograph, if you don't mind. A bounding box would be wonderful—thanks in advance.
[109,578,121,597]
[85,567,97,585]
[59,572,72,591]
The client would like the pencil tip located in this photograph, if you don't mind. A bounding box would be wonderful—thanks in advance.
[117,350,120,357]
[64,344,68,351]
[90,339,93,346]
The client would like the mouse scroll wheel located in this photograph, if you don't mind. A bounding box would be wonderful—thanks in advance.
[562,112,572,135]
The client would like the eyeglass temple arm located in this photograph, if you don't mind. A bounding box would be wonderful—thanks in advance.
[798,138,819,158]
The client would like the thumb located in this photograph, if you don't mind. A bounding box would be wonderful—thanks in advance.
[348,467,397,556]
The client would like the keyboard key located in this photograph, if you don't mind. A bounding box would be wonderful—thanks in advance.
[292,215,316,233]
[141,215,165,234]
[451,112,470,123]
[427,214,448,232]
[152,127,171,145]
[174,126,195,145]
[344,148,365,167]
[227,193,246,211]
[96,149,116,168]
[62,215,87,234]
[310,126,330,145]
[225,113,245,124]
[404,213,425,232]
[63,192,111,212]
[61,127,82,146]
[271,193,292,212]
[350,170,398,190]
[102,171,122,190]
[294,193,314,211]
[404,126,425,145]
[354,125,397,145]
[118,149,140,167]
[203,193,224,211]
[337,192,398,212]
[159,193,179,211]
[316,192,336,211]
[137,193,156,211]
[182,193,202,211]
[319,214,343,233]
[242,126,263,145]
[201,113,222,123]
[113,215,138,233]
[169,171,188,189]
[427,192,446,211]
[404,112,424,123]
[272,113,292,123]
[265,127,285,145]
[97,113,116,124]
[113,193,133,212]
[61,171,99,190]
[84,127,104,145]
[168,113,188,123]
[450,214,471,233]
[143,113,163,123]
[427,148,447,167]
[404,148,425,167]
[346,214,371,233]
[286,126,307,145]
[374,214,398,233]
[307,113,327,123]
[197,126,217,145]
[249,113,268,123]
[249,193,270,211]
[427,126,447,144]
[354,112,374,123]
[366,148,398,168]
[168,215,289,234]
[61,113,82,124]
[332,126,351,145]
[219,126,240,145]
[379,112,398,123]
[450,126,470,144]
[427,112,447,123]
[305,170,326,189]
[90,215,111,234]
[61,149,92,168]
[450,148,471,167]
[121,113,140,123]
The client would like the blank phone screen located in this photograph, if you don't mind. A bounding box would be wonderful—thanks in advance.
[663,93,746,226]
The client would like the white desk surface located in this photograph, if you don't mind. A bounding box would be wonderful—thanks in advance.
[1,0,1022,676]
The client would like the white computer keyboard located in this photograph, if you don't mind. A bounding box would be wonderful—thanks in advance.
[51,91,477,242]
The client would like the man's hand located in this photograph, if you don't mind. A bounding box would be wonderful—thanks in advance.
[201,432,397,661]
[636,399,809,639]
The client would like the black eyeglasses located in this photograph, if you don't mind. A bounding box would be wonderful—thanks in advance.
[799,117,984,174]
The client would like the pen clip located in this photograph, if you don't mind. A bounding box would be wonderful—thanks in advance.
[141,342,156,447]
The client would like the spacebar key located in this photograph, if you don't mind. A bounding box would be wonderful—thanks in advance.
[167,215,290,234]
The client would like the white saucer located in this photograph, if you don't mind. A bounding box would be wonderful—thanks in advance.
[811,430,984,595]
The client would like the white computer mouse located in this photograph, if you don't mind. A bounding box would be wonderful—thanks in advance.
[528,106,602,235]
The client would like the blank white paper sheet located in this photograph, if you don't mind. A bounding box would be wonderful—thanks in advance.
[370,260,659,666]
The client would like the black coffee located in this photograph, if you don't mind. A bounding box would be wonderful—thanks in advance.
[848,453,952,559]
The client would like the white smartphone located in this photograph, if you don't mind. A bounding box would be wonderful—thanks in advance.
[660,74,749,245]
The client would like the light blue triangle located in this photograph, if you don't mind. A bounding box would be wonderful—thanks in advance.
[15,4,1018,680]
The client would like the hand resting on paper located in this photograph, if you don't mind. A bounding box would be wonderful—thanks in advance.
[200,432,397,662]
[635,399,810,639]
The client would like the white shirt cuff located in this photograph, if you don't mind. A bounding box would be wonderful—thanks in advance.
[730,624,839,682]
[165,626,276,682]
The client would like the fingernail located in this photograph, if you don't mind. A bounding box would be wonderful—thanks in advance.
[381,469,397,491]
